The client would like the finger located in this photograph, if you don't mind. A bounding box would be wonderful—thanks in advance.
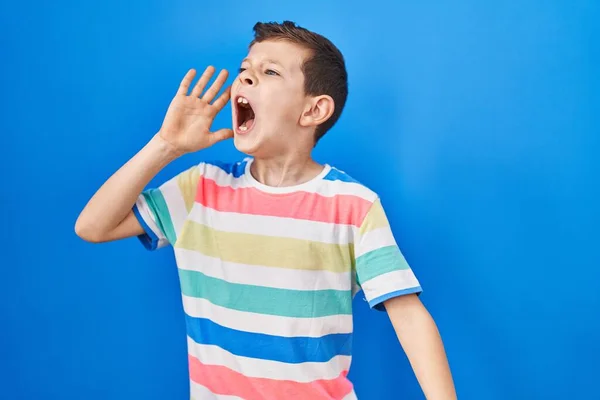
[177,69,196,96]
[190,66,216,98]
[202,69,229,103]
[209,128,234,145]
[210,86,231,112]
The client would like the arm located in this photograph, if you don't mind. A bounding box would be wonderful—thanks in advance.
[74,135,179,242]
[385,294,457,400]
[75,66,233,243]
[353,198,454,397]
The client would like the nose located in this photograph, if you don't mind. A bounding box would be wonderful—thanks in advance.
[239,69,256,86]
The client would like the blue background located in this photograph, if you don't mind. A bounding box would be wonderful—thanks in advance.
[1,0,598,399]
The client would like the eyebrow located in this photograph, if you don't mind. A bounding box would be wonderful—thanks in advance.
[241,58,286,70]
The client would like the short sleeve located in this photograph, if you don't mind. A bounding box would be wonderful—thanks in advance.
[132,164,201,251]
[354,198,422,310]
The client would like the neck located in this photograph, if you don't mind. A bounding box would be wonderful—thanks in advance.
[250,151,323,188]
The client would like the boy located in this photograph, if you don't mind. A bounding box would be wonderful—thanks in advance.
[76,21,456,400]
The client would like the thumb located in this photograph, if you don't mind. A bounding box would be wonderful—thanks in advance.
[209,128,234,144]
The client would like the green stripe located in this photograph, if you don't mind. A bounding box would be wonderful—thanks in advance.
[356,245,409,285]
[178,268,352,317]
[142,189,176,244]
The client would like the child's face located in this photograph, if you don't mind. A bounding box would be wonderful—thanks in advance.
[231,40,312,157]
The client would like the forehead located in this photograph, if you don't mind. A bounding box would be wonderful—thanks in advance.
[245,40,310,72]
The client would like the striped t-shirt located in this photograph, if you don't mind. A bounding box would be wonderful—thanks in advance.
[133,157,422,400]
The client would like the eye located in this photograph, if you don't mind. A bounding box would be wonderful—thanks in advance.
[238,67,246,74]
[265,69,279,76]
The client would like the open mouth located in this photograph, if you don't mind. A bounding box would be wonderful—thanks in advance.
[235,96,256,134]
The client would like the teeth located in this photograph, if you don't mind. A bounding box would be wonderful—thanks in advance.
[237,97,249,104]
[239,125,247,132]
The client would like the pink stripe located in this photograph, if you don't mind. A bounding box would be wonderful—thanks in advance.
[196,177,372,226]
[188,354,354,400]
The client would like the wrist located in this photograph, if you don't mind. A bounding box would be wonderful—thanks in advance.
[149,133,184,163]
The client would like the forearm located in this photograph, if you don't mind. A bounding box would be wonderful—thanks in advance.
[386,297,456,399]
[75,133,179,240]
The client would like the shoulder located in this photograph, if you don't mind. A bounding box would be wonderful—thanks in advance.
[193,157,250,179]
[322,165,379,204]
[321,165,383,228]
[169,158,248,190]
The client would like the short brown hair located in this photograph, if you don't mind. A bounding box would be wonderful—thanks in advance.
[250,21,348,144]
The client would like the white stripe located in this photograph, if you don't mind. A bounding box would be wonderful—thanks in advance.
[187,337,351,382]
[190,380,243,400]
[361,269,421,303]
[315,176,377,200]
[181,294,353,337]
[159,180,188,238]
[189,203,357,245]
[355,227,398,258]
[175,247,352,291]
[135,195,169,248]
[343,390,359,400]
[201,162,377,201]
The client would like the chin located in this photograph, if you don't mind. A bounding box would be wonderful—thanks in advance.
[233,133,260,156]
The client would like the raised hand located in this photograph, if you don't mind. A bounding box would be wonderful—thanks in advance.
[158,66,233,155]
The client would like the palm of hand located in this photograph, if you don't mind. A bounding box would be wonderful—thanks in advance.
[159,66,233,154]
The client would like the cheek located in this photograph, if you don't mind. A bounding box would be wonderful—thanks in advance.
[274,96,304,118]
[259,98,292,121]
[257,85,304,124]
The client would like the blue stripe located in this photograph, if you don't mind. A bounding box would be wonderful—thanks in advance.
[206,159,247,178]
[368,286,423,311]
[185,314,352,364]
[132,204,159,251]
[323,168,361,184]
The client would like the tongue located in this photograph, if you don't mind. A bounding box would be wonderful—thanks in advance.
[242,118,255,130]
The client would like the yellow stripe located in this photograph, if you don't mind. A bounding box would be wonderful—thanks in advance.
[359,198,389,235]
[175,221,353,273]
[177,166,201,213]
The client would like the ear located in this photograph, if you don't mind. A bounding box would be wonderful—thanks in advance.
[299,95,335,129]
